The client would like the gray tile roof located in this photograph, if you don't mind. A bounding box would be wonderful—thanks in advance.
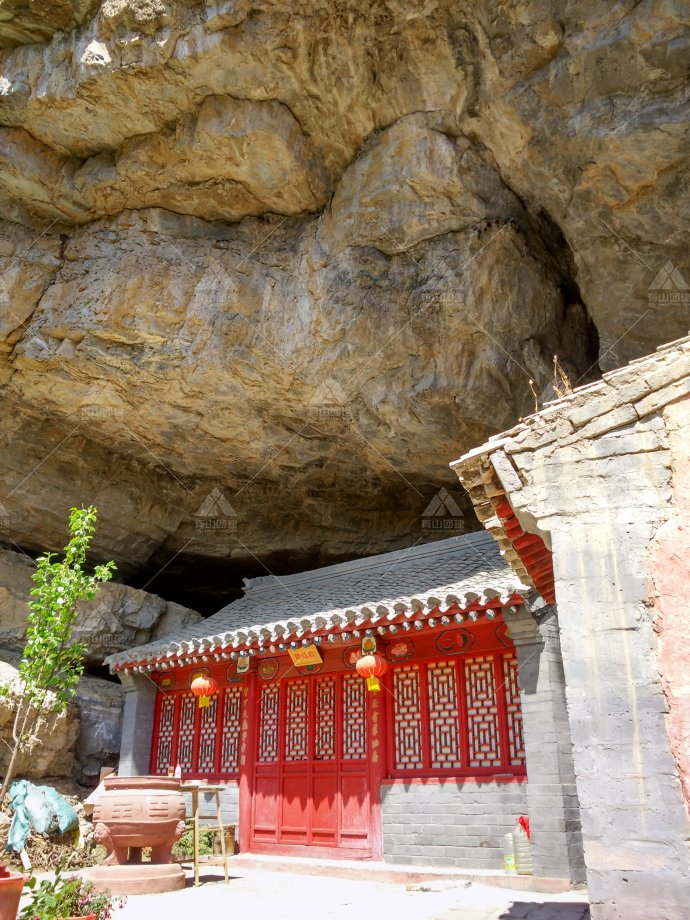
[106,530,532,669]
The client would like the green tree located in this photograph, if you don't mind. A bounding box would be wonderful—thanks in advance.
[0,506,116,805]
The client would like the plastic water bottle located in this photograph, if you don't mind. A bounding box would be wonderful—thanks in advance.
[502,833,517,874]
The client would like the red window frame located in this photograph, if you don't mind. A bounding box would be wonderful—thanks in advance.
[149,684,243,780]
[385,649,526,779]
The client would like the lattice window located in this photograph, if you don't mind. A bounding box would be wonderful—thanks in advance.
[220,686,243,774]
[503,654,525,767]
[314,676,336,760]
[392,665,423,769]
[427,662,461,769]
[342,673,367,759]
[258,683,281,763]
[177,693,197,772]
[285,680,310,761]
[389,649,524,777]
[154,694,176,774]
[197,695,218,773]
[465,656,501,768]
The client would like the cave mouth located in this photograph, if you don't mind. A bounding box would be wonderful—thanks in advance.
[84,663,121,683]
[127,508,484,617]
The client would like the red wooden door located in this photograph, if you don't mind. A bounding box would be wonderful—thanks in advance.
[250,672,372,856]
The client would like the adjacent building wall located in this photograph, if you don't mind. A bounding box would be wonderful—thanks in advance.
[650,397,690,815]
[470,390,690,918]
[381,779,528,867]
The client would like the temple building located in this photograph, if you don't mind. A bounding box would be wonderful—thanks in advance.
[107,531,584,878]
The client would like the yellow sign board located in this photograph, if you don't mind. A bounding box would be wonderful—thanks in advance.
[288,645,323,667]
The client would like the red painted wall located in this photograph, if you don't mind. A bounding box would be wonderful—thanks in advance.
[651,393,690,816]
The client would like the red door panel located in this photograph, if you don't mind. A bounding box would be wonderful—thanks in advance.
[253,773,279,840]
[281,772,309,842]
[250,672,373,856]
[340,773,369,843]
[311,771,338,844]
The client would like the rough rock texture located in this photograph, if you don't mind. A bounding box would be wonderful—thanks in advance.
[0,547,201,661]
[73,674,124,784]
[0,659,123,786]
[0,0,100,49]
[0,660,80,782]
[0,0,687,606]
[0,549,200,783]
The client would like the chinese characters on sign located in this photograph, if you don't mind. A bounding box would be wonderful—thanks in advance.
[288,646,324,668]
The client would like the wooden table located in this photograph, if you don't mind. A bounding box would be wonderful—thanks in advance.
[180,783,230,886]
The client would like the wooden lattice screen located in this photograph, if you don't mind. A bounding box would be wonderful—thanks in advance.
[151,685,244,777]
[389,651,525,777]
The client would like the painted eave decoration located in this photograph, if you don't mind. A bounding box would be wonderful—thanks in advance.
[106,531,537,675]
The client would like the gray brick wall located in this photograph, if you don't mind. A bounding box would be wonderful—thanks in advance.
[381,780,528,868]
[505,606,586,883]
[181,782,239,829]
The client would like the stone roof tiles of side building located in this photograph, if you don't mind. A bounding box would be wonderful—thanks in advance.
[451,332,690,599]
[106,530,533,669]
[457,332,690,466]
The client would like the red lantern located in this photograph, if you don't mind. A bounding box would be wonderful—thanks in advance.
[355,654,388,692]
[191,674,218,708]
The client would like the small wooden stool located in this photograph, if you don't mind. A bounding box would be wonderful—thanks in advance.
[181,782,230,886]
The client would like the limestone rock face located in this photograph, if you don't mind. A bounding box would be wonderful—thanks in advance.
[0,0,100,49]
[0,548,201,662]
[0,660,80,782]
[74,675,124,785]
[0,549,197,784]
[0,660,124,786]
[0,0,687,605]
[0,657,124,786]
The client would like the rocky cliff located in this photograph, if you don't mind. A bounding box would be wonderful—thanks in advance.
[0,1,687,609]
[0,548,201,785]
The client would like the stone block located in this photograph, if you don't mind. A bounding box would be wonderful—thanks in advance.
[635,375,690,417]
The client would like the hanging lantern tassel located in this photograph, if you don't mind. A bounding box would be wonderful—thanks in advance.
[191,674,218,708]
[355,654,388,692]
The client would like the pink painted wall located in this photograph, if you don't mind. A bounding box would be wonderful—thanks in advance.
[651,393,690,816]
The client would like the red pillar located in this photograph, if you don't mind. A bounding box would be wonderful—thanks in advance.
[368,676,388,860]
[238,673,257,852]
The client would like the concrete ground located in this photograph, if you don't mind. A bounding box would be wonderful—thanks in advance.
[115,865,590,920]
